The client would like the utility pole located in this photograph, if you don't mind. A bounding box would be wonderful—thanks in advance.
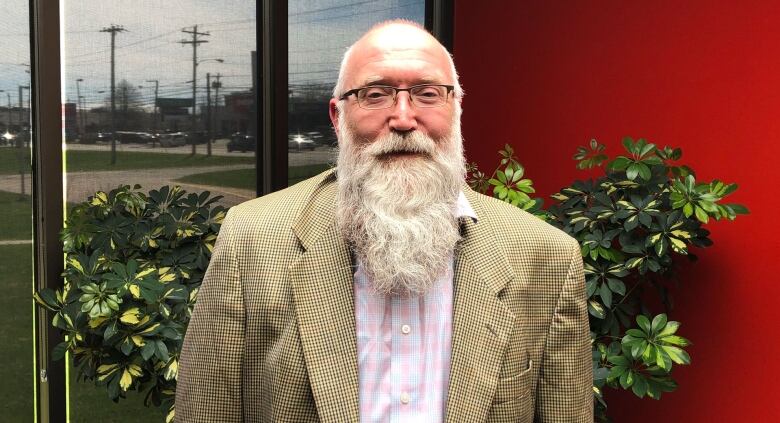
[206,73,212,156]
[18,85,29,129]
[121,84,128,128]
[101,24,125,165]
[213,73,221,138]
[76,78,83,138]
[179,25,210,155]
[5,92,11,133]
[146,79,159,146]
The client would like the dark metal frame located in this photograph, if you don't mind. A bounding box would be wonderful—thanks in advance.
[30,0,66,421]
[259,0,288,195]
[427,0,455,52]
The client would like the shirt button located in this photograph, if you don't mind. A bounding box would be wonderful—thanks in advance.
[400,392,410,404]
[401,324,411,334]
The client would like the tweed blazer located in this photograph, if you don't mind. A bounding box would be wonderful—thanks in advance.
[176,168,593,422]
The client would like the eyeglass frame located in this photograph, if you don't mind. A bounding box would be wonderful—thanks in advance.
[338,84,455,109]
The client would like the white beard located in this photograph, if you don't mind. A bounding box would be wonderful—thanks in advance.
[335,110,466,296]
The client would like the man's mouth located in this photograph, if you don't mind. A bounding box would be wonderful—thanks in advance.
[376,150,428,160]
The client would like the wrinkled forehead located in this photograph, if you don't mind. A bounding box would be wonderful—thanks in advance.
[345,25,453,86]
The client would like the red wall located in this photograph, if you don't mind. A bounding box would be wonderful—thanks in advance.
[454,1,780,421]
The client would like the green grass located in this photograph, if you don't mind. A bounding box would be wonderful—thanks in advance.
[0,189,32,240]
[175,163,333,190]
[0,246,166,422]
[0,149,254,175]
[68,359,166,423]
[0,245,35,421]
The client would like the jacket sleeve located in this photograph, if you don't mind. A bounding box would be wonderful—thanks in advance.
[176,209,245,422]
[535,239,593,422]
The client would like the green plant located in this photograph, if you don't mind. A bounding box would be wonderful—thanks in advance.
[34,185,226,423]
[467,138,748,421]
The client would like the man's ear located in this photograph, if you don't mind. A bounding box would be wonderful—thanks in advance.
[329,98,341,137]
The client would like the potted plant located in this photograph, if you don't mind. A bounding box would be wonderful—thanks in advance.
[34,184,225,423]
[467,138,748,421]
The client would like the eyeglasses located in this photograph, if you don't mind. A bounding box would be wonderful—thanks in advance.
[339,84,454,110]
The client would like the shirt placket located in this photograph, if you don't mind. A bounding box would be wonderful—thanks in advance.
[391,293,419,422]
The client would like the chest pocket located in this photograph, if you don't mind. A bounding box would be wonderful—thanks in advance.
[488,358,535,422]
[493,357,534,404]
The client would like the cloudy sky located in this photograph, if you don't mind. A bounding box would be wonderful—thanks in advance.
[0,0,423,110]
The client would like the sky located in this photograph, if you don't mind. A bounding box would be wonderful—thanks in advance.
[0,0,424,110]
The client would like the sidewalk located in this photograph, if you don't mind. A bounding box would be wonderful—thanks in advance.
[0,165,256,207]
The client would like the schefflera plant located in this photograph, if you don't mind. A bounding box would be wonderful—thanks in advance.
[468,139,748,422]
[34,185,226,423]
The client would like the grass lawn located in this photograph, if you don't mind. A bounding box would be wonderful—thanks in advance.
[0,246,167,422]
[175,163,333,190]
[0,245,35,421]
[0,189,32,240]
[0,148,253,175]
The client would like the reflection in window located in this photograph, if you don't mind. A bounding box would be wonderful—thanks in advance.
[62,1,257,420]
[287,0,425,186]
[0,0,34,421]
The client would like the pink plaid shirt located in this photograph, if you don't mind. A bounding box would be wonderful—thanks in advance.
[354,193,477,423]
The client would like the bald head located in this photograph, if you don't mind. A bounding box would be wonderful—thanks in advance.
[333,21,462,100]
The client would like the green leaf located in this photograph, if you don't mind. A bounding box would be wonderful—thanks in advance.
[619,369,634,389]
[607,278,626,296]
[662,345,691,365]
[622,137,635,153]
[588,300,606,319]
[52,341,69,361]
[658,321,680,337]
[660,335,691,347]
[637,315,652,334]
[651,313,668,334]
[141,341,156,361]
[599,283,613,308]
[609,157,631,171]
[626,163,640,181]
[631,375,649,398]
[155,340,169,362]
[694,205,709,223]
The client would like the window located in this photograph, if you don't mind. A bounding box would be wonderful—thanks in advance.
[17,1,451,420]
[0,1,34,420]
[61,1,257,421]
[285,0,426,185]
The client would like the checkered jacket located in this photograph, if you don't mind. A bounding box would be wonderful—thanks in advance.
[175,168,593,422]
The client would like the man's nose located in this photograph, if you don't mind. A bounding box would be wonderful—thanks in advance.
[388,92,418,132]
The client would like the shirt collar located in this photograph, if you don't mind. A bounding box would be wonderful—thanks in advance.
[456,191,478,223]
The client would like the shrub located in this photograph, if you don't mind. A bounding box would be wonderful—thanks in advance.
[467,138,748,421]
[34,185,226,423]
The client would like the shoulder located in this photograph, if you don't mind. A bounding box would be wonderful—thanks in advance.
[465,188,578,253]
[222,168,336,236]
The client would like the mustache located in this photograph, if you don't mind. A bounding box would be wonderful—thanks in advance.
[361,131,437,158]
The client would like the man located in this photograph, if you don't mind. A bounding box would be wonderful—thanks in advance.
[176,21,592,422]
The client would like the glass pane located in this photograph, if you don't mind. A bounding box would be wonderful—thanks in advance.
[62,1,257,421]
[0,0,34,421]
[287,0,426,186]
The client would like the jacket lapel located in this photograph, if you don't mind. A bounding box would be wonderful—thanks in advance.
[289,171,360,423]
[445,189,518,422]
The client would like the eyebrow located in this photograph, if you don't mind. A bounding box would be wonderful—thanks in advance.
[360,75,442,86]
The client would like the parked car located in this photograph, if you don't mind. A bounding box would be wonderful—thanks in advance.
[227,133,256,152]
[158,132,187,148]
[186,131,209,145]
[288,133,316,151]
[116,131,149,144]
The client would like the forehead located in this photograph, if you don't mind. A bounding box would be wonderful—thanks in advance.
[345,25,452,87]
